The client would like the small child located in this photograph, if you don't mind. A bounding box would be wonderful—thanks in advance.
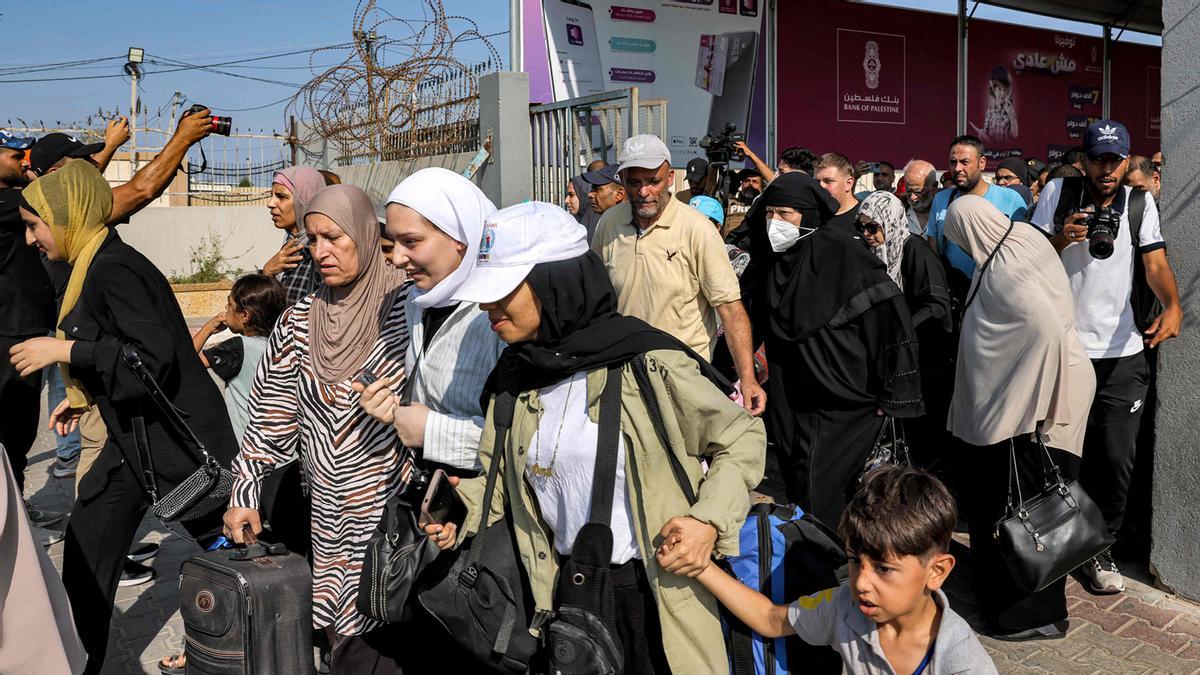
[193,274,285,442]
[661,465,996,674]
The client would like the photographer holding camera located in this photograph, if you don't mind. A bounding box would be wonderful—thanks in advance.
[1031,119,1182,595]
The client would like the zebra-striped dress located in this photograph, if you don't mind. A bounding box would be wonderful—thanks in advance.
[230,284,411,635]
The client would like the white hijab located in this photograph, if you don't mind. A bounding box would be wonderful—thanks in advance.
[386,167,497,308]
[944,196,1095,455]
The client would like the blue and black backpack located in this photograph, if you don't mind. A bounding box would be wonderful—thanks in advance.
[629,359,847,674]
[723,502,848,675]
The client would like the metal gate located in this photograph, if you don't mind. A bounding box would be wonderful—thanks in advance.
[529,88,668,205]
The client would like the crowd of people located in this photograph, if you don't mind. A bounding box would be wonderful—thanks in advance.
[0,107,1179,675]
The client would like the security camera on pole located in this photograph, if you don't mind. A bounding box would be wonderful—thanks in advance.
[125,47,144,171]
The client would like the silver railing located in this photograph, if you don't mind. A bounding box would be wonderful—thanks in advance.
[529,88,668,205]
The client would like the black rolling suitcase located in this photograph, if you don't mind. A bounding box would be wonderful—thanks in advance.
[179,530,315,674]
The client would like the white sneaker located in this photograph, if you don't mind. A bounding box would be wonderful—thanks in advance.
[1080,551,1125,594]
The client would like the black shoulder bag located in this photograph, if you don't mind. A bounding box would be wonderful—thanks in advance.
[122,345,234,523]
[417,390,538,674]
[993,430,1114,593]
[545,364,626,674]
[356,357,442,624]
[860,416,912,482]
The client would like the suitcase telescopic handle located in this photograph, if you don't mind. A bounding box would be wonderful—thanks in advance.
[230,523,287,561]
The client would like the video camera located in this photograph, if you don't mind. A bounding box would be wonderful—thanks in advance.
[182,104,232,137]
[698,123,746,165]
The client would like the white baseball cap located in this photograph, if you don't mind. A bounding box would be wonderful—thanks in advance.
[617,134,672,173]
[451,202,589,304]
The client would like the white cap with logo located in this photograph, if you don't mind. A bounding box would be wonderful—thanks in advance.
[617,134,672,173]
[451,201,589,304]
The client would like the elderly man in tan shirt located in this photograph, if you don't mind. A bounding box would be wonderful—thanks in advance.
[591,134,765,415]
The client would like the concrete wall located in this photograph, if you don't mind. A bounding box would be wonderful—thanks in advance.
[1151,0,1200,602]
[120,206,282,280]
[331,151,479,210]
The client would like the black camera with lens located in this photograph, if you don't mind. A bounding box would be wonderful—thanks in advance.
[182,103,232,137]
[1082,207,1120,259]
[698,123,746,165]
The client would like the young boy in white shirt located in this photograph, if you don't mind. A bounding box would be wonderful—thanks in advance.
[661,465,997,674]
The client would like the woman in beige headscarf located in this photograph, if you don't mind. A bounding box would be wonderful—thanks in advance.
[223,185,414,673]
[943,194,1095,642]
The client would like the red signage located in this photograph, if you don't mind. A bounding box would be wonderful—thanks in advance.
[836,29,907,125]
[775,0,1161,168]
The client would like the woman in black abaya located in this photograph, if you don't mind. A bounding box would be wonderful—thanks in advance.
[742,173,924,526]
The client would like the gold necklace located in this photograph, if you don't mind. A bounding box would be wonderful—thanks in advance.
[531,377,575,478]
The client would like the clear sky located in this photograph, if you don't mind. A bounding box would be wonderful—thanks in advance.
[0,1,511,133]
[0,0,1156,134]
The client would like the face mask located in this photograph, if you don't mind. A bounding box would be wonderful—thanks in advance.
[767,218,816,252]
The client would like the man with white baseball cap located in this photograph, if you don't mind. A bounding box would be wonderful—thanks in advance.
[590,134,765,416]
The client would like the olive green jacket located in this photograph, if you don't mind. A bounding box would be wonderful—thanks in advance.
[454,349,766,674]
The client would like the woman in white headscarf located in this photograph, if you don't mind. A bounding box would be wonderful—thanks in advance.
[354,168,503,668]
[943,194,1095,642]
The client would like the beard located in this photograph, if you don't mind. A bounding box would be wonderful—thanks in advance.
[738,187,760,202]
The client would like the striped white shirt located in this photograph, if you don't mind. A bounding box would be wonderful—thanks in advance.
[405,299,505,469]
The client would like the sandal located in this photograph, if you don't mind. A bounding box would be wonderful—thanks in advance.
[158,653,186,675]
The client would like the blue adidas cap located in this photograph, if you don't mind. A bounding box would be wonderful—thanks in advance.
[1083,119,1130,160]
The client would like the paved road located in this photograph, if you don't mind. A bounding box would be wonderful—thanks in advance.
[21,401,1200,674]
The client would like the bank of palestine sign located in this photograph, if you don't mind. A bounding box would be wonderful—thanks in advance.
[836,29,906,125]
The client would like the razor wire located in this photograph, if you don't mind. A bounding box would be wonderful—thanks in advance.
[286,0,501,163]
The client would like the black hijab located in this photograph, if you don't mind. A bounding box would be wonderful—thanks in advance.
[570,174,602,241]
[741,172,896,343]
[997,157,1031,186]
[485,251,730,402]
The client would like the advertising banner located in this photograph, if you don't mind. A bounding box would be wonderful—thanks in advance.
[775,2,958,167]
[775,0,1160,169]
[525,0,765,165]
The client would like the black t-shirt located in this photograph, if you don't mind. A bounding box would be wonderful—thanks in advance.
[0,188,55,337]
[827,203,865,242]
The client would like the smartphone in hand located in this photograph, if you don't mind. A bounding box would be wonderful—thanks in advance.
[356,369,379,387]
[420,469,466,528]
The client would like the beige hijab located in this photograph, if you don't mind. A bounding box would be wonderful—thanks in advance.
[944,195,1095,455]
[306,185,405,383]
[0,447,87,673]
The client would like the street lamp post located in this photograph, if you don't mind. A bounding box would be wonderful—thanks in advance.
[125,47,144,172]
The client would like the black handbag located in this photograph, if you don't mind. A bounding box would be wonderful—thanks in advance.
[417,390,538,674]
[356,357,443,623]
[356,459,441,623]
[122,345,234,523]
[860,416,911,481]
[546,365,625,675]
[993,431,1114,593]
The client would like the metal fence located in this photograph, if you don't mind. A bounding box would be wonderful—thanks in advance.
[5,120,292,206]
[529,88,669,205]
[321,64,487,166]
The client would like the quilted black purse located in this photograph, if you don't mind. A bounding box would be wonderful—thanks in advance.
[122,345,234,523]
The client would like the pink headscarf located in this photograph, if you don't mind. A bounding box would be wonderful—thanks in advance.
[272,166,327,235]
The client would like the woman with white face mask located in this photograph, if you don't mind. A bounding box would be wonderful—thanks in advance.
[741,172,924,526]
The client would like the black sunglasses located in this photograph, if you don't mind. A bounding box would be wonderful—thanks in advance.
[857,220,880,235]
